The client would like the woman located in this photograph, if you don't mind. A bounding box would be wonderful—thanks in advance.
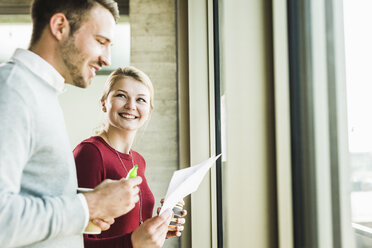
[74,66,185,247]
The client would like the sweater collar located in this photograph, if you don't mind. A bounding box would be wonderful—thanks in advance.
[11,48,66,94]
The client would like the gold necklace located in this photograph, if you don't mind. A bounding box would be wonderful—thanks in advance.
[104,133,143,225]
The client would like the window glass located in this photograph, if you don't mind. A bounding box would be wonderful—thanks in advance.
[344,0,372,227]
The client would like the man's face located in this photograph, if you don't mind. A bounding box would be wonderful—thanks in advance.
[60,5,115,88]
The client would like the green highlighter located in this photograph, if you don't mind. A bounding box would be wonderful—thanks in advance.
[126,164,138,179]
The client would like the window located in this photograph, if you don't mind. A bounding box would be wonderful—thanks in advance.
[344,0,372,245]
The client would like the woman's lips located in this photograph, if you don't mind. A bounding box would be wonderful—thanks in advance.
[119,113,137,119]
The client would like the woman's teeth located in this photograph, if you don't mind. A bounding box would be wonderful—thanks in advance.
[120,113,136,119]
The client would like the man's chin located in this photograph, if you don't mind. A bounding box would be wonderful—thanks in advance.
[80,81,91,88]
[70,78,91,88]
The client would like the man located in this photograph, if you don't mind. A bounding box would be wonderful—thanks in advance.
[0,0,171,247]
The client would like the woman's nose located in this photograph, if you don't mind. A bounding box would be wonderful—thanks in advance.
[124,99,136,109]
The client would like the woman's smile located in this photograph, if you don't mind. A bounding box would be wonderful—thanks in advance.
[119,113,137,119]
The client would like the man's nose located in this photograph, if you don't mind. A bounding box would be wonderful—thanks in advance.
[100,48,111,66]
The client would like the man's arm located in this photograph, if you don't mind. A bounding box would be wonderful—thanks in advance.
[0,86,87,247]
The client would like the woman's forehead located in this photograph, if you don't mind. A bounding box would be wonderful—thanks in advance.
[111,78,150,96]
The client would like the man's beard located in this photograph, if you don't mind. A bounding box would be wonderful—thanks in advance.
[60,35,89,88]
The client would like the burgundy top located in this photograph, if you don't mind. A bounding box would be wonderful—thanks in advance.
[74,136,155,248]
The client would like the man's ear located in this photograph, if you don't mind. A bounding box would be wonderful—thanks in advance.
[49,13,70,41]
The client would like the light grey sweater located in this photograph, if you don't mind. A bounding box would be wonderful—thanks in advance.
[0,49,86,247]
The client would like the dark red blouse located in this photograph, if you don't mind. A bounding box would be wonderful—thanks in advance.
[74,136,155,248]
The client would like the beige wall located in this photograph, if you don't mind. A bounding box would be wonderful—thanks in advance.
[219,0,277,247]
[130,0,179,247]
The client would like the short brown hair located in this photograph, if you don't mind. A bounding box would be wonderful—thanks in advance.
[30,0,119,45]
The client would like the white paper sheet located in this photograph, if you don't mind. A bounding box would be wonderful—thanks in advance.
[159,154,221,215]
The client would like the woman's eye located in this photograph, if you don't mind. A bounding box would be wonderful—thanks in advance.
[97,40,105,45]
[137,98,146,103]
[116,94,126,98]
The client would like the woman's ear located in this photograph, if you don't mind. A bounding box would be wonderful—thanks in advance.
[101,99,107,112]
[49,13,70,41]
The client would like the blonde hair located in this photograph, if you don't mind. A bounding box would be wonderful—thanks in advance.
[96,66,154,134]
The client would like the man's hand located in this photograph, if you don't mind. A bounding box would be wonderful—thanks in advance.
[91,218,115,231]
[83,177,142,220]
[131,209,172,248]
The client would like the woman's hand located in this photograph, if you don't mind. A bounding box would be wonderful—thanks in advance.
[131,209,172,248]
[157,198,187,238]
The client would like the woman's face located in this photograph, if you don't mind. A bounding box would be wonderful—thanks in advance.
[103,77,152,132]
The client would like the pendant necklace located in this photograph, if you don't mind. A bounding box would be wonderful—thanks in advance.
[105,134,143,225]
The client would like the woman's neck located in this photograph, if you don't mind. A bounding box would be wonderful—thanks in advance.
[101,127,136,154]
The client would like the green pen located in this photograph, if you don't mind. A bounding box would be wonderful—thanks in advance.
[126,164,138,179]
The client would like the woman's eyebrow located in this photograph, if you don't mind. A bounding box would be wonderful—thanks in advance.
[116,89,127,93]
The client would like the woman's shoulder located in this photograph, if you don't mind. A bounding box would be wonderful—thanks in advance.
[131,150,146,170]
[131,150,146,164]
[73,136,107,154]
[76,136,106,147]
[131,149,143,158]
[130,150,148,173]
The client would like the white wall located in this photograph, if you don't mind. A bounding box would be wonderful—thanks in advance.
[59,76,106,149]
